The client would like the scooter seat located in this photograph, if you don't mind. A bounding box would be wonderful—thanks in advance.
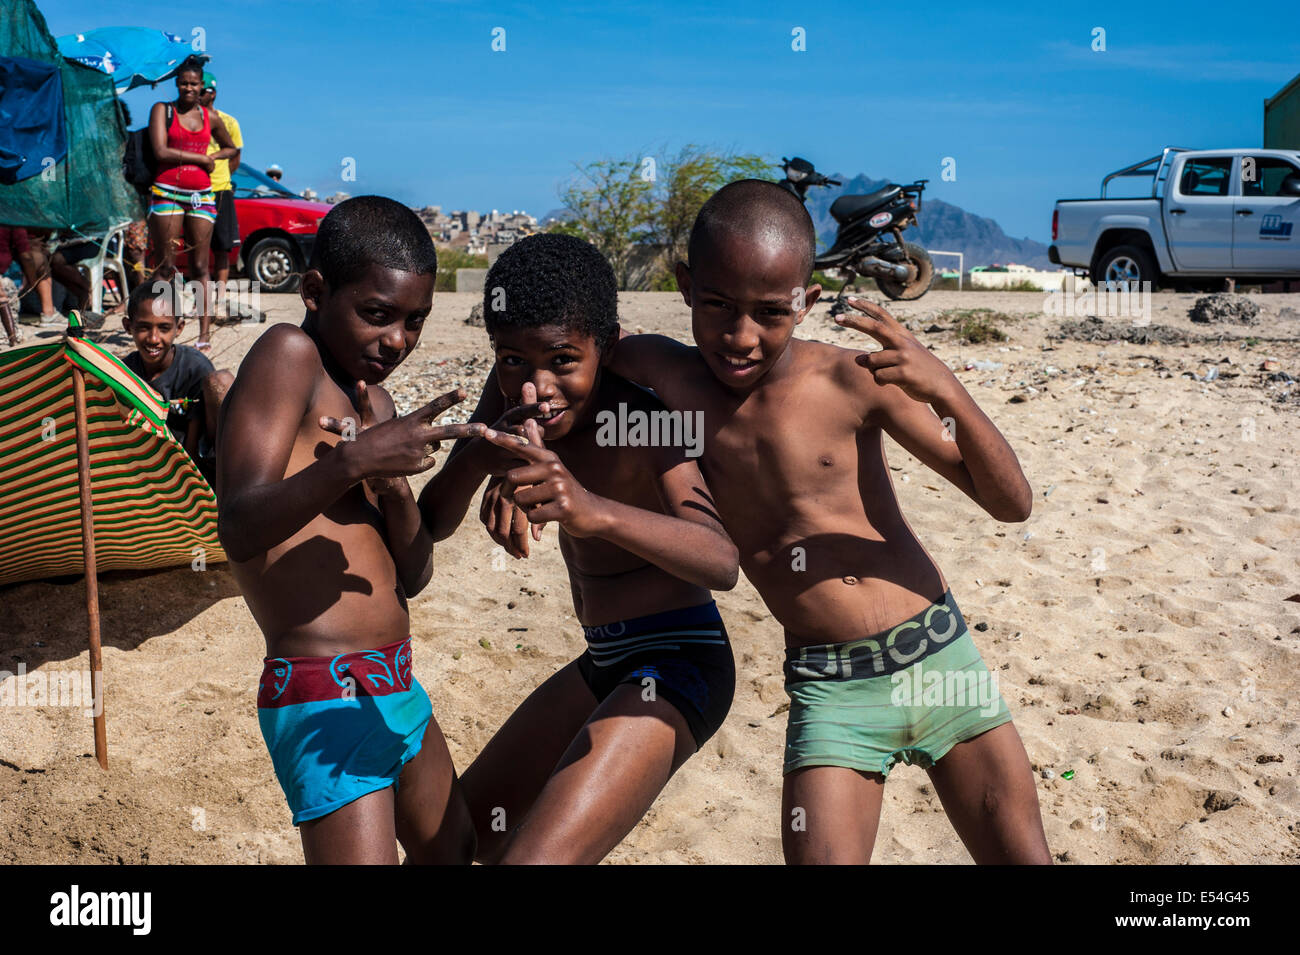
[830,186,901,223]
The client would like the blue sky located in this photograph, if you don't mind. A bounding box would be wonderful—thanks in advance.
[46,0,1300,243]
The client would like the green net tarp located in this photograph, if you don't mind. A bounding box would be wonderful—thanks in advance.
[0,0,144,233]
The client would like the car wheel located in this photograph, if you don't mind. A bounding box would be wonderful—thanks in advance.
[1093,245,1157,291]
[246,237,301,294]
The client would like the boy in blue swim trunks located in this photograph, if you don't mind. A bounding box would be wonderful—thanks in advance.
[215,196,496,864]
[420,234,740,864]
[500,181,1052,864]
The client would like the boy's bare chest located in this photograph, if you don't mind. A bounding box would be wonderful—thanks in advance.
[559,438,658,512]
[696,381,863,498]
[284,381,381,514]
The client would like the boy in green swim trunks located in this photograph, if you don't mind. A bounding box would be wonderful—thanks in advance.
[487,180,1051,864]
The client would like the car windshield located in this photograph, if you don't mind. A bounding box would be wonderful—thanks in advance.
[231,164,298,199]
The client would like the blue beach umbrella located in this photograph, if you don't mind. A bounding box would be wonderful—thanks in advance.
[56,27,208,94]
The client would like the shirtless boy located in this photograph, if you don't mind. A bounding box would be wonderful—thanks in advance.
[419,233,740,864]
[216,196,488,864]
[492,181,1051,864]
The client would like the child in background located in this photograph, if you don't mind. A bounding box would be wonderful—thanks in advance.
[121,280,231,483]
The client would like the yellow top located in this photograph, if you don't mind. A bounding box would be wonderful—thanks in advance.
[206,109,243,193]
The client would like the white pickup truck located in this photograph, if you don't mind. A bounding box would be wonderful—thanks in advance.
[1050,147,1300,288]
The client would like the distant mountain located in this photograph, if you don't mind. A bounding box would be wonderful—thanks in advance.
[805,173,1053,271]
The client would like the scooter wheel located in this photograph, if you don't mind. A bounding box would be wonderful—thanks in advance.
[876,242,935,301]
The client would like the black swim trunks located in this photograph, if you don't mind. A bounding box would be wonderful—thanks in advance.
[576,601,735,749]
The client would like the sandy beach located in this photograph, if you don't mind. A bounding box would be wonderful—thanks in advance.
[2,288,1297,864]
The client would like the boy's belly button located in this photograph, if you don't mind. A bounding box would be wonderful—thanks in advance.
[842,575,858,586]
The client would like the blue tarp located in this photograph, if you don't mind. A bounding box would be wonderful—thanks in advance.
[0,55,67,184]
[0,0,142,232]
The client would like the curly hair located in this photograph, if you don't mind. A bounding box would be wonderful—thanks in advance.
[482,233,618,352]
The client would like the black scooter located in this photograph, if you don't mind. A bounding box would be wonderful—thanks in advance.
[778,157,934,306]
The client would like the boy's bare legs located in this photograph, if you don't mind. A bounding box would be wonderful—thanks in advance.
[297,714,476,865]
[497,682,697,864]
[394,714,477,864]
[782,766,885,865]
[925,722,1052,864]
[459,660,601,863]
[299,788,400,865]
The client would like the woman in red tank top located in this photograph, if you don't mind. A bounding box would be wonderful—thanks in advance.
[147,55,238,348]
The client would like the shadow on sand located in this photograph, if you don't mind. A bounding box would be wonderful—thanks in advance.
[0,563,244,670]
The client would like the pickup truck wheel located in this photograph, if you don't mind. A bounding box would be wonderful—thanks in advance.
[246,237,302,294]
[1094,245,1157,290]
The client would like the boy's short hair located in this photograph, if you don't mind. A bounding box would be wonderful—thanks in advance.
[483,233,618,352]
[688,179,817,281]
[308,195,438,291]
[127,279,176,322]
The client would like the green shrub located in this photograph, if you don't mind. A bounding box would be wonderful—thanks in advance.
[435,247,489,292]
[648,269,678,292]
[939,308,1010,343]
[812,270,845,292]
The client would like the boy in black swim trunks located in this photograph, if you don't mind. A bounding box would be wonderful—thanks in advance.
[486,181,1052,865]
[419,233,740,864]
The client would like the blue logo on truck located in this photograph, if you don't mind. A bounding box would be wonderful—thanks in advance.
[1260,214,1293,238]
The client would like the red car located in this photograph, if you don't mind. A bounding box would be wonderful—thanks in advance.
[197,164,331,293]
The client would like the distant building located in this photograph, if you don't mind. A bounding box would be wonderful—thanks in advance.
[413,204,538,245]
[299,187,318,201]
[1265,72,1300,149]
[325,191,351,204]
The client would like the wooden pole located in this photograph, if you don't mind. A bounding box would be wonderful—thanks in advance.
[71,361,108,769]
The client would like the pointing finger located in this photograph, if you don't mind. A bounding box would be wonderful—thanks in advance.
[863,349,903,370]
[837,298,906,341]
[480,427,546,459]
[425,421,487,445]
[523,416,545,450]
[494,401,551,430]
[355,380,376,426]
[415,387,469,421]
[319,415,350,435]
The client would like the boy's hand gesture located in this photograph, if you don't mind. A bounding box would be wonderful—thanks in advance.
[836,298,959,405]
[473,381,552,475]
[320,384,488,488]
[481,419,605,539]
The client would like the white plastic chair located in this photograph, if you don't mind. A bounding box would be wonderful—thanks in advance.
[68,221,132,313]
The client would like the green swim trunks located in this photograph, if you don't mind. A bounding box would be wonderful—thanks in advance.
[782,591,1012,776]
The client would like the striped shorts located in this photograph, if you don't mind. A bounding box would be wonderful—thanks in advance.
[577,601,735,749]
[149,183,217,222]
